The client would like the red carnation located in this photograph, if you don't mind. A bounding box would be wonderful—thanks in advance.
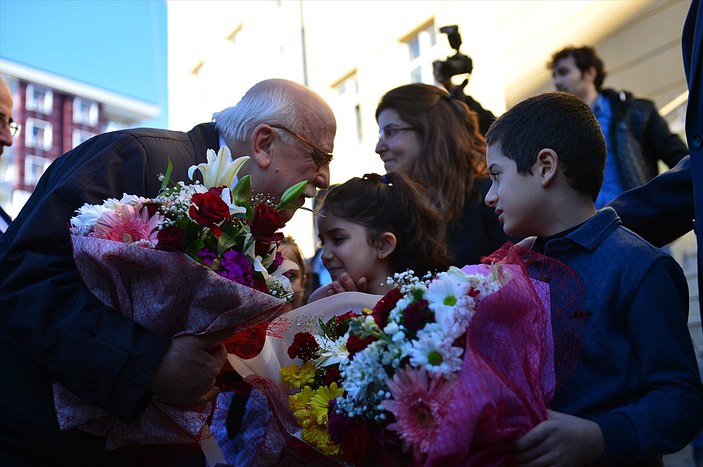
[190,189,230,235]
[323,366,341,386]
[402,299,432,333]
[371,288,402,327]
[287,332,319,362]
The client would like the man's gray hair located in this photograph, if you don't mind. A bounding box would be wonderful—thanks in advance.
[213,82,300,145]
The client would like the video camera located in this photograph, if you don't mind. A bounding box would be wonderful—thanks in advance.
[433,25,495,136]
[432,25,473,83]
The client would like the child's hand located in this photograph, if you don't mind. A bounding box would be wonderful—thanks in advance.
[511,410,604,467]
[307,273,368,302]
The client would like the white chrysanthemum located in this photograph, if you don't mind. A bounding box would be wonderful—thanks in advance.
[407,330,463,377]
[70,203,113,234]
[424,274,469,331]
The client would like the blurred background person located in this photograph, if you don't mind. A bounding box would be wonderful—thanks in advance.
[375,83,509,267]
[0,78,18,234]
[279,235,307,311]
[548,45,688,209]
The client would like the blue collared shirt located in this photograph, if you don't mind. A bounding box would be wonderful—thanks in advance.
[592,94,625,208]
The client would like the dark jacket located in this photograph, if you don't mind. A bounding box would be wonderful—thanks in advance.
[535,208,703,464]
[0,123,218,465]
[601,88,688,191]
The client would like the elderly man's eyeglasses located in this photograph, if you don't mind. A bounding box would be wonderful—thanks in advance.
[378,125,416,141]
[270,124,333,170]
[1,119,20,137]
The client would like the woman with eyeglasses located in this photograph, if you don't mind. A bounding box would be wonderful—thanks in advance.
[375,83,511,266]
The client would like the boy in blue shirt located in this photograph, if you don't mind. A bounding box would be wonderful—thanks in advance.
[484,92,703,465]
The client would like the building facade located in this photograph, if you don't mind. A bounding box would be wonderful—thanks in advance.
[0,59,160,217]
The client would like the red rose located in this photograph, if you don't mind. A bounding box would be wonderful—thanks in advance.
[251,203,286,238]
[156,226,185,251]
[190,189,230,234]
[371,288,402,327]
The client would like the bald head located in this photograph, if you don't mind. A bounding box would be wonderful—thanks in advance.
[0,78,14,156]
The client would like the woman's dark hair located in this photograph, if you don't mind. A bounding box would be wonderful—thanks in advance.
[317,172,451,275]
[376,83,487,224]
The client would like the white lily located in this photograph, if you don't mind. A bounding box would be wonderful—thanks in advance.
[220,188,247,216]
[187,146,249,188]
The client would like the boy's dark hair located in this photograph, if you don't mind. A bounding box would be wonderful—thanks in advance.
[317,172,451,275]
[548,46,607,91]
[486,92,606,201]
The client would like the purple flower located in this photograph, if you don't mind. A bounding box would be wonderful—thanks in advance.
[219,249,254,287]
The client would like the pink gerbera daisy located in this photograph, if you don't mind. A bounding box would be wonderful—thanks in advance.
[93,204,162,245]
[380,366,453,457]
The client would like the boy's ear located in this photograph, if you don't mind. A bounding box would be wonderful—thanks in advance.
[583,65,597,84]
[249,124,275,169]
[376,232,397,260]
[535,148,559,186]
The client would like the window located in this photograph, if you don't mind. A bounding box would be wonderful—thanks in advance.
[24,118,53,151]
[24,155,52,186]
[404,21,437,84]
[73,98,99,126]
[334,72,362,143]
[26,85,53,114]
[72,129,96,148]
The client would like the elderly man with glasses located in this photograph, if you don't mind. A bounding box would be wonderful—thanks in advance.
[0,78,336,466]
[0,78,19,234]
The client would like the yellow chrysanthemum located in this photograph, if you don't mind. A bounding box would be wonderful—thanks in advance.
[310,383,344,425]
[302,424,341,457]
[280,361,316,389]
[362,307,373,315]
[289,385,315,412]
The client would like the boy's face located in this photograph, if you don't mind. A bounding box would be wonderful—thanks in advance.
[485,145,545,237]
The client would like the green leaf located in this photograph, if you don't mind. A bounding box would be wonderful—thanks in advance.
[231,175,252,204]
[160,159,174,193]
[275,181,308,211]
[217,228,239,256]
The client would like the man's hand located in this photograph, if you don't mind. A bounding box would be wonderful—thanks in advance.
[148,333,228,407]
[307,273,368,302]
[512,410,604,467]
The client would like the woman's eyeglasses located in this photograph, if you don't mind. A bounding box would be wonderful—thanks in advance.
[378,125,416,141]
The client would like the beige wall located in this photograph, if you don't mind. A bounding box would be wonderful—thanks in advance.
[167,0,690,258]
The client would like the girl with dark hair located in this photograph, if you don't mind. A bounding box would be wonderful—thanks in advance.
[310,172,451,298]
[375,83,509,266]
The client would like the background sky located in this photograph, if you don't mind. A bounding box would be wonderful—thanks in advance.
[0,0,168,128]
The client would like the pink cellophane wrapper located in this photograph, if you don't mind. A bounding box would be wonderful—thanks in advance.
[228,258,557,466]
[53,235,287,450]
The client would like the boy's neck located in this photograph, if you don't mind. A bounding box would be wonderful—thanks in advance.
[541,193,596,237]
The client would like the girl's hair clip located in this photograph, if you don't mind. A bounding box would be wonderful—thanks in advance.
[380,174,393,186]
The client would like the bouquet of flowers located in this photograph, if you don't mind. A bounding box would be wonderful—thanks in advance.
[229,255,556,466]
[55,146,304,455]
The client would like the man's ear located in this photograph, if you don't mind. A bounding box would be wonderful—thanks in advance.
[250,124,275,169]
[583,66,597,84]
[376,232,397,260]
[535,148,559,186]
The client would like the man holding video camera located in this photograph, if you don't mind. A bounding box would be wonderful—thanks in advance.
[433,25,496,136]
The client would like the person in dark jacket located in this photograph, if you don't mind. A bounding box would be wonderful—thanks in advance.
[548,45,688,209]
[0,78,336,466]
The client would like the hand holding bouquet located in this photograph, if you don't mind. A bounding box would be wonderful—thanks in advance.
[56,147,305,452]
